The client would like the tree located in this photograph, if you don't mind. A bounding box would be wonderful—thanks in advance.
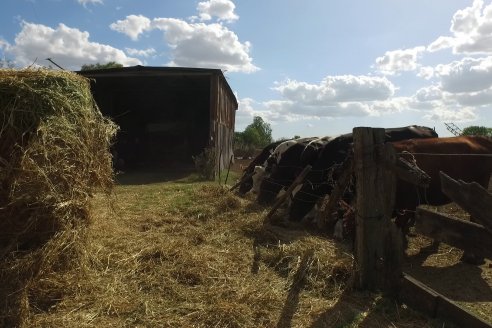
[234,116,273,157]
[242,116,273,148]
[461,126,492,137]
[80,62,123,71]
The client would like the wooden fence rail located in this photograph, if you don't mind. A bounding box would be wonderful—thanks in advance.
[353,127,492,327]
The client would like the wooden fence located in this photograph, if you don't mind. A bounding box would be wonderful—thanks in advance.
[352,127,492,328]
[243,127,492,327]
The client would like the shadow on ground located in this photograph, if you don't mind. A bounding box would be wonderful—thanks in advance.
[404,242,492,303]
[115,166,196,185]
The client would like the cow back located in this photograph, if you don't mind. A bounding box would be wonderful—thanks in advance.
[392,136,492,209]
[288,125,438,221]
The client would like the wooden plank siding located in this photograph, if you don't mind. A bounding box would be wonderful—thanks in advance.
[210,72,237,174]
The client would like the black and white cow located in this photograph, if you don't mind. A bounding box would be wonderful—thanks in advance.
[237,139,291,195]
[256,136,333,205]
[288,126,438,221]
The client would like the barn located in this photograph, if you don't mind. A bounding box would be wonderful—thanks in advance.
[78,66,238,172]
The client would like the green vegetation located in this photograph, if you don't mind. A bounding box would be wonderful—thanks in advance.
[461,125,492,137]
[80,61,123,71]
[192,147,216,180]
[234,116,273,157]
[1,162,476,327]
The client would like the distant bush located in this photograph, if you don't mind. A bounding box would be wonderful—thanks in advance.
[192,147,216,180]
[234,116,272,158]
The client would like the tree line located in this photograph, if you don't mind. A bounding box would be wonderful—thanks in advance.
[461,126,492,137]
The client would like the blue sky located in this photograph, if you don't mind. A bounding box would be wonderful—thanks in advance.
[2,0,492,139]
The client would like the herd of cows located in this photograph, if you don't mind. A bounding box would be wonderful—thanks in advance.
[234,125,492,239]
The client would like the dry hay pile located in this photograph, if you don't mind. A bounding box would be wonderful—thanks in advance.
[0,69,117,326]
[24,178,435,327]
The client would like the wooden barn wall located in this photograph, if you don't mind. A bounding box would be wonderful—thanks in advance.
[210,74,237,173]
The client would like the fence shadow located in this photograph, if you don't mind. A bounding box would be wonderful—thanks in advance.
[404,241,492,303]
[275,249,314,328]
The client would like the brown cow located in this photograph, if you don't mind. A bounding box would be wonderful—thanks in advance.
[391,136,492,229]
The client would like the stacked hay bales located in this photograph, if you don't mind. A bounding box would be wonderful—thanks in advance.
[0,69,117,326]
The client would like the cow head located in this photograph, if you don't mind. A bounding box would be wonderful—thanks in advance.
[251,166,267,194]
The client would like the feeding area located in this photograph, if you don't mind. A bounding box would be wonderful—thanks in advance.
[0,68,491,328]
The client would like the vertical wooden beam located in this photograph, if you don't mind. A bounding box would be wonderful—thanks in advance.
[209,73,219,177]
[353,127,401,292]
[224,154,234,185]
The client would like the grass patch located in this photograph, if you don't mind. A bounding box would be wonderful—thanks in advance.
[22,172,445,327]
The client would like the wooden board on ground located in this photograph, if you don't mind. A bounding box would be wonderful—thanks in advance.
[401,273,492,328]
[440,171,492,234]
[415,206,492,259]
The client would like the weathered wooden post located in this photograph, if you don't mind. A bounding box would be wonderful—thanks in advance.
[353,127,402,293]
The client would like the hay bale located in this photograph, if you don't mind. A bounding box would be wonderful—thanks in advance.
[0,68,117,326]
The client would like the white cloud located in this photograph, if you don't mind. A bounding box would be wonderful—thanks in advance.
[109,4,254,73]
[428,0,492,54]
[125,47,156,57]
[371,97,412,114]
[451,0,483,35]
[435,56,492,93]
[235,98,285,129]
[423,108,477,122]
[197,0,239,22]
[242,1,492,127]
[453,88,492,106]
[267,100,373,119]
[407,83,488,123]
[375,46,425,75]
[109,15,152,41]
[151,18,257,72]
[427,36,455,52]
[236,75,402,124]
[77,0,103,6]
[274,75,395,104]
[5,21,141,69]
[0,38,10,52]
[417,66,435,79]
[414,85,443,102]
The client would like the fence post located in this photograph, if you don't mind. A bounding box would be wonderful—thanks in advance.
[353,127,401,293]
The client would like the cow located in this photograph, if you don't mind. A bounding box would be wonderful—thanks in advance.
[392,136,492,230]
[256,136,333,205]
[336,136,492,264]
[248,138,314,195]
[237,139,290,195]
[251,165,267,194]
[288,126,438,221]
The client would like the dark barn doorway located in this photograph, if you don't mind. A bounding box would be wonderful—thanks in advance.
[78,66,237,172]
